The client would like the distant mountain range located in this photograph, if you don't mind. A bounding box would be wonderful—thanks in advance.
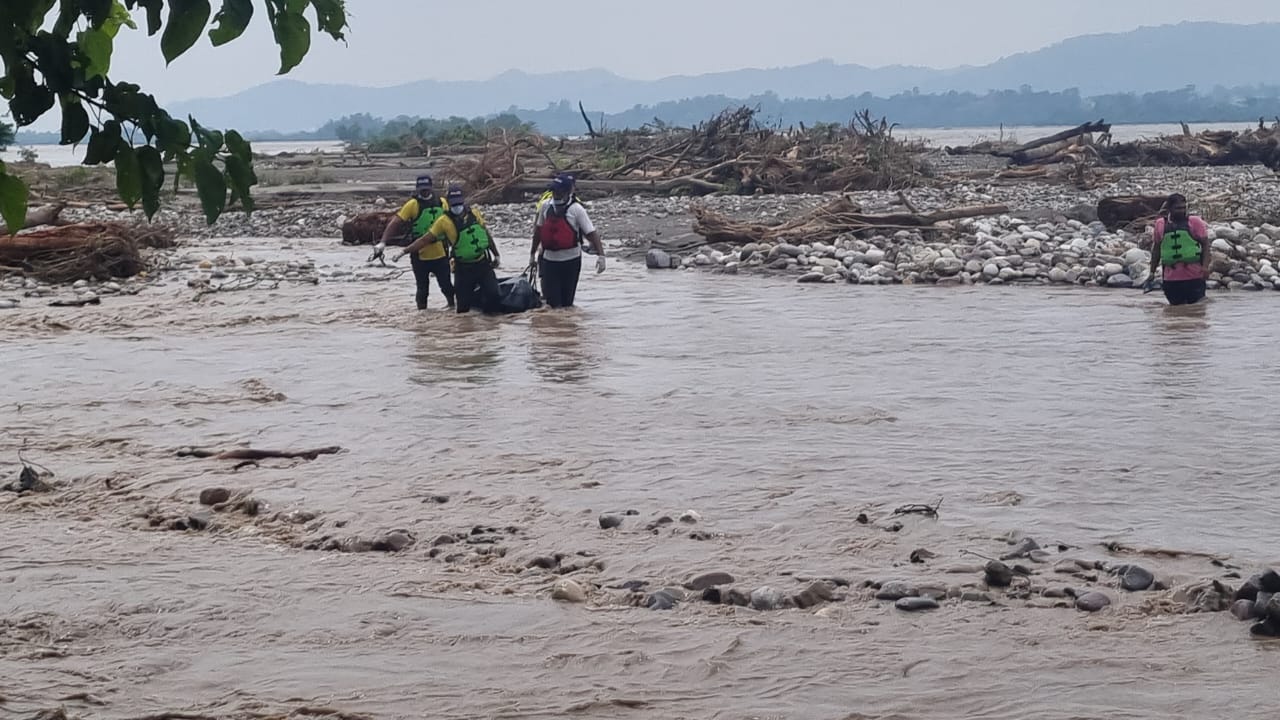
[156,22,1279,133]
[11,21,1280,145]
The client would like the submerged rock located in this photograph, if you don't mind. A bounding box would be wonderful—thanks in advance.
[684,571,735,591]
[750,586,789,611]
[895,596,940,612]
[1118,565,1155,592]
[551,579,587,603]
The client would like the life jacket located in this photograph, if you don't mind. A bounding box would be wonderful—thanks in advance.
[537,199,583,251]
[450,209,492,264]
[411,195,447,237]
[1159,220,1203,266]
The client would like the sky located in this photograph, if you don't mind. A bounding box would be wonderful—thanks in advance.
[98,0,1280,104]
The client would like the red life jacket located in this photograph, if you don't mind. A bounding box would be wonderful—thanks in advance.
[538,201,581,251]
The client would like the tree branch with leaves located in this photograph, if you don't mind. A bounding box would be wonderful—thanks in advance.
[0,0,348,233]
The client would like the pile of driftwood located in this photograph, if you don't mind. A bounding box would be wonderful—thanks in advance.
[948,118,1280,174]
[691,195,1009,246]
[1101,120,1280,170]
[443,107,933,204]
[0,204,175,283]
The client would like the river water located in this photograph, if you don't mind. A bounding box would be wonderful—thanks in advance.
[3,236,1280,719]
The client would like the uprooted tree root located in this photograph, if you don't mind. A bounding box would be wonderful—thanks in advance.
[0,221,176,283]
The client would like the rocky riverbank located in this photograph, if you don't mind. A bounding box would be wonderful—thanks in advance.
[2,163,1277,304]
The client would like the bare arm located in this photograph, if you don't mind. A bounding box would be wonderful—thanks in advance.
[585,230,603,256]
[402,230,442,257]
[379,216,409,245]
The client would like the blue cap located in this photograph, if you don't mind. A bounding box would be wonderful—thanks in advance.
[548,175,573,193]
[445,186,465,204]
[415,174,433,189]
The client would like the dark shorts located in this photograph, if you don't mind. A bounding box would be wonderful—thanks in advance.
[1162,278,1206,306]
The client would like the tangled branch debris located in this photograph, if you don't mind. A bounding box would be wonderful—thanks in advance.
[440,107,934,203]
[0,221,175,283]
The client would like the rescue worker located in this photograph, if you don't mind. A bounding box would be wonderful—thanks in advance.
[394,186,502,314]
[373,174,453,309]
[530,174,605,308]
[1149,192,1210,306]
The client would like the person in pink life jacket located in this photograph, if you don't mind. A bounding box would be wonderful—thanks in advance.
[1149,192,1210,306]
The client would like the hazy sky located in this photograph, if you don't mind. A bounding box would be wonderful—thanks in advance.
[93,0,1280,103]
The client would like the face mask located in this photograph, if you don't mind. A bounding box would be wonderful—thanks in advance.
[449,204,465,216]
[552,195,569,207]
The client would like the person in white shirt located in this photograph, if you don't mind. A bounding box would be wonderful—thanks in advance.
[530,174,605,308]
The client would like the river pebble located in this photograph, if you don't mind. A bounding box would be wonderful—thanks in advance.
[1075,591,1112,612]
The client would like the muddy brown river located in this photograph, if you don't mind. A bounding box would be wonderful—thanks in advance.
[3,236,1280,719]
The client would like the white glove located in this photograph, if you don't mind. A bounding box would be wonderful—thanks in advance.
[391,250,406,263]
[374,242,386,253]
[596,255,606,274]
[492,256,501,269]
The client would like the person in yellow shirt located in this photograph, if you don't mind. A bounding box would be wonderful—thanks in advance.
[395,186,502,314]
[374,174,453,309]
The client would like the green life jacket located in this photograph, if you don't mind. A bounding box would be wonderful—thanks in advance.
[1159,222,1203,266]
[451,210,492,264]
[411,195,446,237]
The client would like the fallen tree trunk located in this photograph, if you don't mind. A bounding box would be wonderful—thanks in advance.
[1005,120,1110,158]
[692,196,1009,245]
[0,202,67,235]
[1097,195,1168,231]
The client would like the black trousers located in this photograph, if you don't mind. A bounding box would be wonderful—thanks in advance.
[454,261,500,314]
[540,256,582,308]
[409,254,454,309]
[1163,278,1206,306]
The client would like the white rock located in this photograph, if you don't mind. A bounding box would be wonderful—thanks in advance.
[1024,231,1050,242]
[998,267,1019,281]
[864,249,886,265]
[965,260,984,274]
[1212,238,1234,254]
[1122,248,1148,266]
[933,257,964,277]
[1048,267,1068,283]
[1102,263,1125,277]
[983,263,1000,278]
[551,579,587,603]
[1107,274,1135,288]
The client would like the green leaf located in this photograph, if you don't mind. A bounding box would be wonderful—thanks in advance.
[84,121,124,165]
[103,1,139,38]
[60,96,90,145]
[224,153,256,213]
[137,145,165,218]
[271,8,311,74]
[9,68,55,126]
[0,166,29,235]
[192,151,227,225]
[77,28,114,78]
[309,0,349,40]
[189,116,223,151]
[209,0,254,46]
[155,118,192,154]
[80,0,116,28]
[115,142,142,207]
[160,0,212,64]
[223,129,251,158]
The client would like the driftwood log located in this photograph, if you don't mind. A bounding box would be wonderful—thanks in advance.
[1097,195,1169,231]
[1006,120,1110,162]
[177,446,343,461]
[692,195,1009,245]
[0,202,67,235]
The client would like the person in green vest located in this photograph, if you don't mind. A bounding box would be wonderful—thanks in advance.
[373,174,454,309]
[394,186,502,314]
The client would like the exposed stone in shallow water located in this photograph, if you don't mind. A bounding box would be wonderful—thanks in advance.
[551,579,587,603]
[598,514,623,530]
[1075,592,1112,612]
[1231,600,1257,621]
[985,560,1014,588]
[684,571,735,591]
[874,581,917,601]
[199,487,231,506]
[1119,564,1155,592]
[750,586,789,611]
[895,596,939,612]
[792,581,835,609]
[645,590,677,611]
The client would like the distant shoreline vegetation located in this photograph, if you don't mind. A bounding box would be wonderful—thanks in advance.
[14,85,1280,147]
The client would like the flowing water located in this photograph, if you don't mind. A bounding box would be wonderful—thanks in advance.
[3,236,1280,719]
